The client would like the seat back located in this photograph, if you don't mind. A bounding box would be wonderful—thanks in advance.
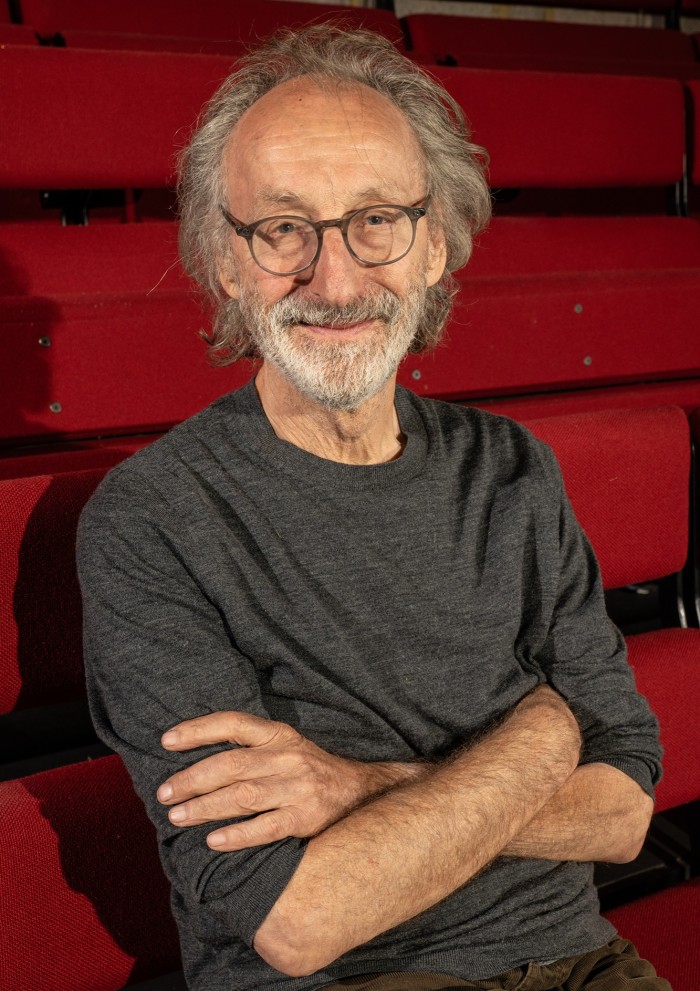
[404,13,694,76]
[0,470,105,714]
[394,67,696,404]
[21,0,404,46]
[0,47,252,449]
[0,46,233,189]
[523,405,690,590]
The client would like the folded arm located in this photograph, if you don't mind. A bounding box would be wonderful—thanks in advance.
[501,762,653,863]
[251,684,580,977]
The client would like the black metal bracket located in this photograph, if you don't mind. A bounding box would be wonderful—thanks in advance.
[40,188,138,225]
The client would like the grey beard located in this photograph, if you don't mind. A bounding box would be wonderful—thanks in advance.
[239,284,427,412]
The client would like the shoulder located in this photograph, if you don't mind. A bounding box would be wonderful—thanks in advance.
[400,387,559,484]
[80,387,247,529]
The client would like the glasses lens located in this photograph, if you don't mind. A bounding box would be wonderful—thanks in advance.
[347,207,413,264]
[252,218,317,274]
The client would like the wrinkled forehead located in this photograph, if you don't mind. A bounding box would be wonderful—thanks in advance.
[222,76,427,213]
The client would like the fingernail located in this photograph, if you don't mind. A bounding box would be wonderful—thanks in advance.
[158,784,173,801]
[208,832,225,847]
[169,806,187,823]
[162,731,178,746]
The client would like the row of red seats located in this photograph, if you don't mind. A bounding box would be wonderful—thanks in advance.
[0,0,700,20]
[1,404,698,990]
[2,0,700,81]
[1,46,700,479]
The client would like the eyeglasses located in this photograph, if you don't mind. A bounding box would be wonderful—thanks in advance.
[220,201,429,276]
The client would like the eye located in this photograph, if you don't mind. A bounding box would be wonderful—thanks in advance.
[357,208,402,229]
[271,221,301,236]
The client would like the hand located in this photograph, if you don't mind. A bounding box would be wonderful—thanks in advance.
[157,711,423,851]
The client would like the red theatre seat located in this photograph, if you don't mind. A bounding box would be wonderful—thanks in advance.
[0,755,180,991]
[21,0,405,48]
[0,47,252,461]
[397,68,700,413]
[0,470,104,715]
[603,878,700,991]
[404,13,697,79]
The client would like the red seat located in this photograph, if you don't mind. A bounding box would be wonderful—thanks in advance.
[404,13,695,78]
[523,406,690,591]
[396,69,696,408]
[603,877,700,991]
[0,470,104,714]
[627,629,700,813]
[0,755,180,991]
[0,47,251,467]
[21,0,404,48]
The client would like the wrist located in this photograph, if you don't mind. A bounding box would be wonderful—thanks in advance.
[349,758,430,806]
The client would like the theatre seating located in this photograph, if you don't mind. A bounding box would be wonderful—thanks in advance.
[403,13,699,79]
[19,0,405,51]
[3,44,700,475]
[0,46,252,476]
[0,404,697,989]
[396,67,700,419]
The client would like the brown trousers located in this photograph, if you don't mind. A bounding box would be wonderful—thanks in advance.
[325,938,672,991]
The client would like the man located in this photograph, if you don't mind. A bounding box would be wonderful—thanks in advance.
[77,25,667,991]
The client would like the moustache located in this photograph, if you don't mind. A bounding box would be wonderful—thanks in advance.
[266,287,402,330]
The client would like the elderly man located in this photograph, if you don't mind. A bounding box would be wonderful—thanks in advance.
[77,25,668,991]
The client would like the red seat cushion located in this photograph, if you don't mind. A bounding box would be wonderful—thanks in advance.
[603,877,700,991]
[626,629,700,813]
[0,756,179,991]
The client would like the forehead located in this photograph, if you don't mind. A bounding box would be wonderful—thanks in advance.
[223,76,426,213]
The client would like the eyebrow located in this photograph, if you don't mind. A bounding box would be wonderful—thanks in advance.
[251,185,413,216]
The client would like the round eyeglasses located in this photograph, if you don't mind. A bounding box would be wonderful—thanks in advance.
[220,202,428,276]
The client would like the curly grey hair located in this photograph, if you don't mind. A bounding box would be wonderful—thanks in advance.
[178,24,491,364]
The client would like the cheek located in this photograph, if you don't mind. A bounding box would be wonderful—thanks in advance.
[237,265,297,308]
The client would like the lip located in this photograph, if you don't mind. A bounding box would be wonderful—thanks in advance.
[297,319,375,338]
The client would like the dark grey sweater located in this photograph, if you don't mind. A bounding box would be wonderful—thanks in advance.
[77,380,662,991]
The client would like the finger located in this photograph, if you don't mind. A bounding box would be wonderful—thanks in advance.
[168,778,289,826]
[206,808,301,851]
[157,747,288,804]
[161,711,297,751]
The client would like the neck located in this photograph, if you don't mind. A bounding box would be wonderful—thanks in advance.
[254,361,405,465]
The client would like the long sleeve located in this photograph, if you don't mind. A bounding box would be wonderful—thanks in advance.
[77,468,307,950]
[533,442,663,799]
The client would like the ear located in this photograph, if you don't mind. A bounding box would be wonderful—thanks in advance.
[425,225,447,288]
[217,257,240,300]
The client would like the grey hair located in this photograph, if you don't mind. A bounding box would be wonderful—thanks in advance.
[178,24,491,364]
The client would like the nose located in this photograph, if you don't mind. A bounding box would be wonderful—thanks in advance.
[299,225,365,305]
